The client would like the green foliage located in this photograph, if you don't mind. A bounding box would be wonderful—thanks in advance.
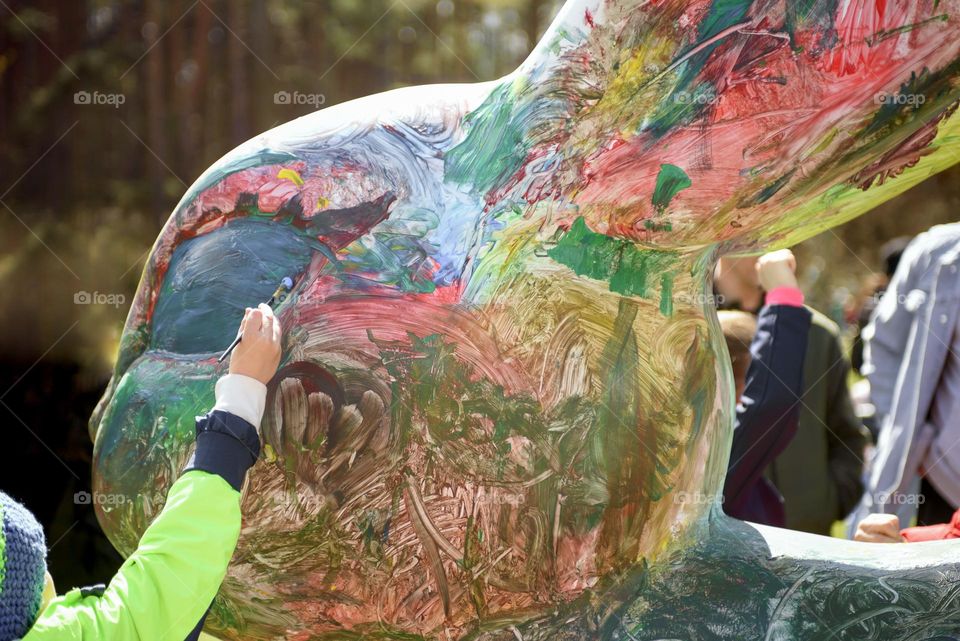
[1,0,554,215]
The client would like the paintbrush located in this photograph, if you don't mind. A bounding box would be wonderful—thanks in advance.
[217,276,295,363]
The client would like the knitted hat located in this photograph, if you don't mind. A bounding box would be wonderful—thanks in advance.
[0,493,47,640]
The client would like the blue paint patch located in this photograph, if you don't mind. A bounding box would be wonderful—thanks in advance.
[151,218,316,354]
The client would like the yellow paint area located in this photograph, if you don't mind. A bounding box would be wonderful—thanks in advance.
[771,105,960,248]
[277,168,305,187]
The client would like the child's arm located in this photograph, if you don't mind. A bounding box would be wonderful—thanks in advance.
[723,251,812,513]
[25,305,281,641]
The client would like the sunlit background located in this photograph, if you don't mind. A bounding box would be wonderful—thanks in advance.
[1,0,957,588]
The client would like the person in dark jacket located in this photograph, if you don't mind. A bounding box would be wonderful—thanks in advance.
[722,250,812,526]
[716,253,867,534]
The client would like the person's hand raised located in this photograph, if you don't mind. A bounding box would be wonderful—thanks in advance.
[228,303,282,385]
[756,249,799,291]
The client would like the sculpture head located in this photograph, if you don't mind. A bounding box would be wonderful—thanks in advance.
[91,0,960,637]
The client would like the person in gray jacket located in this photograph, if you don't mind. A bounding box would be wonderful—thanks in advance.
[850,223,960,534]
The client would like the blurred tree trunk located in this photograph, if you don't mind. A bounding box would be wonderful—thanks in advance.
[168,0,187,181]
[171,0,214,183]
[145,0,169,216]
[180,4,212,179]
[227,0,250,146]
[455,0,472,81]
[58,0,84,211]
[423,1,438,85]
[526,0,543,51]
[249,0,268,132]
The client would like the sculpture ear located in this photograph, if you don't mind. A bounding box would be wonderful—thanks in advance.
[637,101,958,257]
[521,0,960,251]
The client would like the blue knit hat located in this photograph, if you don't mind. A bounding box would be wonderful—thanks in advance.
[0,493,47,640]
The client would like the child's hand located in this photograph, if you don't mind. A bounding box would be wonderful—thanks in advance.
[854,513,904,543]
[756,249,799,291]
[229,304,282,384]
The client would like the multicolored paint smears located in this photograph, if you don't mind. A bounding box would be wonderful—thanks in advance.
[91,1,960,639]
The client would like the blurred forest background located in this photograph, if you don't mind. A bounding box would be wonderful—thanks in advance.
[0,0,957,588]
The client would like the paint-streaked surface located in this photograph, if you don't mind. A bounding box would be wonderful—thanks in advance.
[91,1,960,639]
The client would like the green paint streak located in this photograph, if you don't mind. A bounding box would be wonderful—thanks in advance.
[659,273,674,316]
[548,217,677,307]
[549,217,620,282]
[445,81,532,194]
[649,0,753,136]
[596,300,655,560]
[652,164,692,213]
[648,83,722,136]
[737,169,797,208]
[863,69,940,138]
[785,0,838,44]
[609,244,654,298]
[867,14,950,45]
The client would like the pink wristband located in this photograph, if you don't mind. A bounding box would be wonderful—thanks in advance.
[765,286,804,307]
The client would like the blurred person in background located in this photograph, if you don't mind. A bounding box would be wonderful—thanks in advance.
[715,253,868,535]
[854,510,960,543]
[718,311,757,404]
[720,250,812,527]
[849,236,912,375]
[850,224,960,534]
[847,236,912,442]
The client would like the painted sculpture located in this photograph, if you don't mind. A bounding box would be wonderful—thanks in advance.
[91,0,960,639]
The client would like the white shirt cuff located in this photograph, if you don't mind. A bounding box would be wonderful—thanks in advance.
[213,374,267,430]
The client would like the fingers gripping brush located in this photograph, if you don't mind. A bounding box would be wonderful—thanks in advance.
[218,276,295,363]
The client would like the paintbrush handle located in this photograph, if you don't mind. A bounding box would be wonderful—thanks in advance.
[217,333,243,363]
[217,276,293,364]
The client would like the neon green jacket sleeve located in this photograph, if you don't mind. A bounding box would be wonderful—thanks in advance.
[24,470,240,641]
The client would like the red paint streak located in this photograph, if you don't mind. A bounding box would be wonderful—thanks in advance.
[822,0,916,76]
[584,9,595,29]
[853,103,956,188]
[292,295,531,395]
[571,1,958,244]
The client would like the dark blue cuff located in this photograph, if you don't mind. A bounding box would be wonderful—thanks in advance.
[182,410,261,492]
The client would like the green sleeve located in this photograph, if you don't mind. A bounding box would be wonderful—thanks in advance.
[24,470,240,641]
